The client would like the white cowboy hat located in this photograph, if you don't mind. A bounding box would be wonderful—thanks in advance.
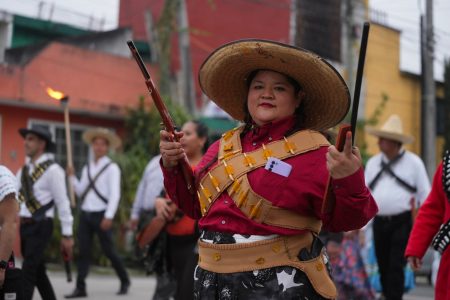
[198,39,350,131]
[366,114,414,144]
[82,127,122,149]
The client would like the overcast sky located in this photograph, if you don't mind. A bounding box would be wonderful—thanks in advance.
[1,0,449,81]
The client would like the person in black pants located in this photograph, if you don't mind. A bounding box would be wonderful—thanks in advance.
[365,115,431,300]
[65,128,130,298]
[16,125,75,300]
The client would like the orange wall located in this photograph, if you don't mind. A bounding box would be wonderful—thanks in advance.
[0,104,124,173]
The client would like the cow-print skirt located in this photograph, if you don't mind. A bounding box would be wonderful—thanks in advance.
[193,231,329,300]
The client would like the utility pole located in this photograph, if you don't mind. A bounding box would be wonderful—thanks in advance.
[178,0,196,115]
[289,0,297,46]
[144,10,159,63]
[422,0,436,178]
[344,0,355,96]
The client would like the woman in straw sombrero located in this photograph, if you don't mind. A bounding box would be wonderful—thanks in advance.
[159,39,377,299]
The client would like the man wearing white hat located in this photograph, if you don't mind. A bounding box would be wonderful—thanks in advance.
[365,115,430,300]
[65,127,130,298]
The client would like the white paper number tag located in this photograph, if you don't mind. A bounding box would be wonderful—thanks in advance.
[264,157,292,177]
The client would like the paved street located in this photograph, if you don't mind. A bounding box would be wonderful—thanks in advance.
[32,269,156,300]
[31,269,434,300]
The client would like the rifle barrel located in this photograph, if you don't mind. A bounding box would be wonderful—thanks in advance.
[127,41,151,80]
[350,22,370,144]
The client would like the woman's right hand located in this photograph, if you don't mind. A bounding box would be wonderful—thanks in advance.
[159,129,185,168]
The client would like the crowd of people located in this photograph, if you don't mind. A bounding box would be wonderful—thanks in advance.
[0,38,448,300]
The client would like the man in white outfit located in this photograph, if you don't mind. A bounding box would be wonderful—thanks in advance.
[65,127,130,298]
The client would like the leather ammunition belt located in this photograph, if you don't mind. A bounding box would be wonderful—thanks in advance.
[443,150,450,202]
[432,219,450,254]
[197,126,329,232]
[198,234,337,299]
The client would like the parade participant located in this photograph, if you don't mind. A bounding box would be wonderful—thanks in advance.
[159,39,377,299]
[130,153,176,300]
[17,124,74,300]
[0,165,19,288]
[405,150,450,300]
[365,114,430,300]
[164,120,208,300]
[65,127,130,298]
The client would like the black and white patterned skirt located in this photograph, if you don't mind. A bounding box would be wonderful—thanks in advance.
[193,231,329,300]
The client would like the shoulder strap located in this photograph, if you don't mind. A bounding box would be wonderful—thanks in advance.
[443,150,450,202]
[197,128,329,231]
[383,165,417,193]
[227,173,322,233]
[18,160,55,218]
[368,151,405,190]
[81,162,112,204]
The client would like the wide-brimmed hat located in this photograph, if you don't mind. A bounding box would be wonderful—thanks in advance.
[199,39,350,130]
[82,127,121,149]
[19,124,56,152]
[366,114,414,144]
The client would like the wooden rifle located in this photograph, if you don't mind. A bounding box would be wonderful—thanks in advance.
[322,22,370,213]
[127,40,195,195]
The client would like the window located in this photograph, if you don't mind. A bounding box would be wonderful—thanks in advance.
[29,119,90,176]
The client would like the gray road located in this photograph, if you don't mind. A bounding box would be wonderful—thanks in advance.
[32,270,434,300]
[33,270,156,300]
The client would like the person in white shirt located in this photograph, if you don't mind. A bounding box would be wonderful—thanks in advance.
[129,154,178,299]
[365,115,431,300]
[65,127,130,298]
[129,154,164,230]
[16,125,74,300]
[0,165,19,288]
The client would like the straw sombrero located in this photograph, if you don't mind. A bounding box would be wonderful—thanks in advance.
[82,127,122,149]
[199,39,350,130]
[366,114,414,144]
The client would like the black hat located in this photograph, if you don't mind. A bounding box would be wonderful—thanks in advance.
[19,124,56,153]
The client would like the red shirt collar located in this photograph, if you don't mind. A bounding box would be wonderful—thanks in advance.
[247,116,296,144]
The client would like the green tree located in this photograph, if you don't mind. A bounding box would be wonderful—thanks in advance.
[356,92,389,164]
[112,96,190,257]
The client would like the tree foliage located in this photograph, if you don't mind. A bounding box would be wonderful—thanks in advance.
[356,92,389,164]
[112,96,190,257]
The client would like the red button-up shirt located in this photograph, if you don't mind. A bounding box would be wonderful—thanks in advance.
[162,117,378,235]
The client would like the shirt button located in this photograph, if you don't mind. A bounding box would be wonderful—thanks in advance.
[224,200,229,204]
[221,220,226,225]
[252,142,256,146]
[268,137,273,141]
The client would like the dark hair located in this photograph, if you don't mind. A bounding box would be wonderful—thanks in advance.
[242,69,306,137]
[197,70,305,182]
[188,120,209,154]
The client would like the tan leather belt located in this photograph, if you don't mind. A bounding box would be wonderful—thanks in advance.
[198,234,337,299]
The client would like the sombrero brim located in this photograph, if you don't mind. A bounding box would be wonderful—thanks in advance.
[366,127,414,144]
[82,129,122,149]
[199,39,350,130]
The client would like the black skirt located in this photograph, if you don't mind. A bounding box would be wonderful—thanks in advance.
[193,231,329,300]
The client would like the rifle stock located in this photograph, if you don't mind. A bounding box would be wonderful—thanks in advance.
[321,23,370,213]
[127,40,195,195]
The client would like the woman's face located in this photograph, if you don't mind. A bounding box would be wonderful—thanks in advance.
[181,122,206,157]
[247,70,302,126]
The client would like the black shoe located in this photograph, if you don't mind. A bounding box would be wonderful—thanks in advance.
[117,281,130,295]
[64,288,87,298]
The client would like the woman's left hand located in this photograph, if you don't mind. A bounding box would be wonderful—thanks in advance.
[326,131,362,179]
